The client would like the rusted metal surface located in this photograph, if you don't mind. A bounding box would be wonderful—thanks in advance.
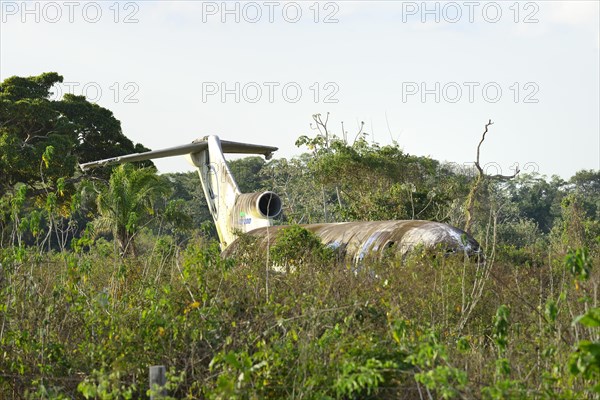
[222,220,481,262]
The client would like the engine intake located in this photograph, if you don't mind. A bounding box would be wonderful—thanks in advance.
[235,191,282,219]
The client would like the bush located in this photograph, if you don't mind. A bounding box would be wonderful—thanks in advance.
[269,225,334,270]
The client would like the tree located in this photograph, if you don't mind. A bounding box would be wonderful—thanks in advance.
[569,170,600,220]
[260,155,326,224]
[464,120,520,235]
[94,164,170,256]
[161,171,216,239]
[295,113,459,223]
[0,72,150,192]
[228,156,267,193]
[505,174,564,233]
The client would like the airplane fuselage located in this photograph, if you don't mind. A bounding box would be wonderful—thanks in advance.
[223,219,480,263]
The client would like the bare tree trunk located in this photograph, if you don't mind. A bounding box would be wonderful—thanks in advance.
[464,120,520,235]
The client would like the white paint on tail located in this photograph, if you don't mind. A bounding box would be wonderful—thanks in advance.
[186,135,279,249]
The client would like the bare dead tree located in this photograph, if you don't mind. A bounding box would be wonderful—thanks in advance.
[310,112,365,148]
[310,113,330,149]
[340,121,347,143]
[464,120,520,235]
[352,121,365,145]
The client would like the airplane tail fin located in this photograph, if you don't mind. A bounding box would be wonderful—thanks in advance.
[79,135,280,249]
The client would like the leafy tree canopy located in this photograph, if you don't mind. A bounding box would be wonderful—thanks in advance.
[95,163,171,256]
[295,133,464,222]
[0,72,150,192]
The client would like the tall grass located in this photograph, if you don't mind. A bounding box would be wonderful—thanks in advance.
[0,229,597,399]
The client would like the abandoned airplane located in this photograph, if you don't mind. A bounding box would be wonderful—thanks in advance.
[79,135,481,262]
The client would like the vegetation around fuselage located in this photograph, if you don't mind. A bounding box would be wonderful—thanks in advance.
[1,74,599,399]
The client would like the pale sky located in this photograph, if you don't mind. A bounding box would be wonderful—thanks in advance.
[1,0,599,178]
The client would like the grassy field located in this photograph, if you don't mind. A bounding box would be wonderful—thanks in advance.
[0,228,598,399]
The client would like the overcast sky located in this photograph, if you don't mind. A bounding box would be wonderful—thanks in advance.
[1,0,598,178]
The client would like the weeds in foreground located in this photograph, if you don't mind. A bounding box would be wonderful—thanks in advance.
[0,228,598,398]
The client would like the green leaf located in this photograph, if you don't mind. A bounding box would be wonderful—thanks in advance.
[42,145,55,168]
[574,307,600,328]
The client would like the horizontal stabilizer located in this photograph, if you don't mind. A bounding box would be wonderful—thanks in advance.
[79,136,278,171]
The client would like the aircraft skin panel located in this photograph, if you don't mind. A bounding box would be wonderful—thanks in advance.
[222,220,480,262]
[79,141,209,171]
[186,136,245,248]
[219,141,277,159]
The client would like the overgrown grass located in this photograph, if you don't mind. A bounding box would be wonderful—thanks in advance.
[0,229,598,399]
